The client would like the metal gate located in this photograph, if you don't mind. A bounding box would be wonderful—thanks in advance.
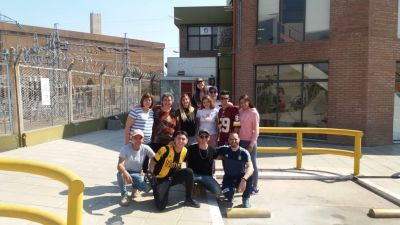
[19,65,69,131]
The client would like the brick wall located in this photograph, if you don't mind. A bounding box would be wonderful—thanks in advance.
[234,0,397,145]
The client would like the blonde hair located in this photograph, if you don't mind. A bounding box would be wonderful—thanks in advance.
[179,94,195,121]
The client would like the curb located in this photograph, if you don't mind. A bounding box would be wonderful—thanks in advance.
[354,177,400,206]
[214,171,353,181]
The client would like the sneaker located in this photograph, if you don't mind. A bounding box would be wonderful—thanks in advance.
[120,195,130,206]
[131,188,140,199]
[184,199,200,208]
[251,186,259,195]
[242,198,251,208]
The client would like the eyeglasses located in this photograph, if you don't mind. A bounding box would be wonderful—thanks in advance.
[199,135,209,139]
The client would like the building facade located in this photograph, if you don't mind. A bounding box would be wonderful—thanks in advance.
[232,0,400,145]
[173,6,233,94]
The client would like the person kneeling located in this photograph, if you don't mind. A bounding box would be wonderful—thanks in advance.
[187,129,221,196]
[148,130,200,210]
[217,132,254,208]
[117,129,155,206]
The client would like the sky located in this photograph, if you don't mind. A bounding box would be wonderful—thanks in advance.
[0,0,228,66]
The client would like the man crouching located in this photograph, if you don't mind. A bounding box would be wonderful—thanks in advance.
[148,130,200,210]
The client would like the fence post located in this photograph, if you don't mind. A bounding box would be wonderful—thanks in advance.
[296,131,303,169]
[353,132,362,176]
[67,64,74,123]
[9,48,24,146]
[99,66,105,118]
[122,77,126,112]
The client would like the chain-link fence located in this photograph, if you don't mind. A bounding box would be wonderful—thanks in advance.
[71,71,101,122]
[1,35,161,135]
[123,77,140,112]
[0,59,12,135]
[19,65,69,131]
[103,75,123,117]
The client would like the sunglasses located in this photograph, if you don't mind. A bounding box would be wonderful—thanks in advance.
[220,97,229,100]
[199,135,209,139]
[209,91,217,94]
[196,80,204,83]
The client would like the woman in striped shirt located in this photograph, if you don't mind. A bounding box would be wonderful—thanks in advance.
[124,93,154,145]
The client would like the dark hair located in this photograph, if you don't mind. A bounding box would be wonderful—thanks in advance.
[220,90,230,96]
[239,94,254,108]
[140,93,154,108]
[173,130,188,138]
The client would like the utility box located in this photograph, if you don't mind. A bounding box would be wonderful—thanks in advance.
[107,116,121,130]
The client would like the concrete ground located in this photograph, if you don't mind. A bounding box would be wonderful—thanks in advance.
[0,130,399,225]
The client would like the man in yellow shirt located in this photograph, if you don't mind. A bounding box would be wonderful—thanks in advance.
[148,130,200,210]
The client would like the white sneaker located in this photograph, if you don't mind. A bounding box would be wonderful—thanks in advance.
[120,195,130,206]
[131,188,140,199]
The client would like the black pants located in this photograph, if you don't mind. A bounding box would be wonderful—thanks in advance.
[222,174,253,200]
[142,142,165,172]
[152,168,195,210]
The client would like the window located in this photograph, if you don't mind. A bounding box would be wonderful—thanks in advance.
[256,63,328,137]
[257,0,330,44]
[187,25,232,51]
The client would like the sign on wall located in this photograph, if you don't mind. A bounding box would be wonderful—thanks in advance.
[40,77,51,106]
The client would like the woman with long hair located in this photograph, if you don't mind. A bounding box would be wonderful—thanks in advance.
[238,94,260,194]
[178,94,197,145]
[191,77,208,108]
[196,95,219,148]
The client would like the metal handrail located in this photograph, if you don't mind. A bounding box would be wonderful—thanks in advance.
[258,127,363,175]
[0,158,84,225]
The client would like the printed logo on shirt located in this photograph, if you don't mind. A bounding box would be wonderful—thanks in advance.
[225,154,229,158]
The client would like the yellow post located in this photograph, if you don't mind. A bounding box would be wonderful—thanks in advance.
[296,132,303,169]
[67,180,85,225]
[353,132,362,175]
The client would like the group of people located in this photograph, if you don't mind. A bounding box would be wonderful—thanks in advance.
[117,77,260,210]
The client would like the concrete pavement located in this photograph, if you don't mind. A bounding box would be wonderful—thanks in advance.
[0,129,399,225]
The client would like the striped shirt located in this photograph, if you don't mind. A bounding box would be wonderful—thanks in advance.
[128,107,154,144]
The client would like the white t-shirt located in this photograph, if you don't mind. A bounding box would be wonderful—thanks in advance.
[119,144,155,172]
[196,108,219,135]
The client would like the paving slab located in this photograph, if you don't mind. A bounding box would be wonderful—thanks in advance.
[0,130,399,225]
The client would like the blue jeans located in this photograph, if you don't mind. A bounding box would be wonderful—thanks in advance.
[193,174,221,195]
[117,171,150,196]
[239,140,258,188]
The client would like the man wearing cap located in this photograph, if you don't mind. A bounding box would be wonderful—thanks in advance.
[187,129,221,195]
[117,129,155,206]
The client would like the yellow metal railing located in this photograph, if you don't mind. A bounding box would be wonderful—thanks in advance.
[258,127,363,175]
[0,158,84,225]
